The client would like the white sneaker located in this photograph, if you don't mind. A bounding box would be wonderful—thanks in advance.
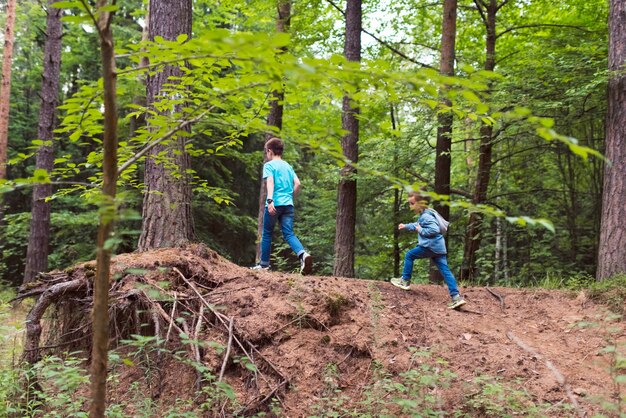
[250,264,270,271]
[300,252,313,275]
[390,277,411,290]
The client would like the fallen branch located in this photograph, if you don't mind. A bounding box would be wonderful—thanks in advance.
[219,317,234,382]
[172,267,288,385]
[486,287,506,312]
[506,331,585,417]
[235,379,288,416]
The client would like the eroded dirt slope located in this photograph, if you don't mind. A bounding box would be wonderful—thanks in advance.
[23,245,622,416]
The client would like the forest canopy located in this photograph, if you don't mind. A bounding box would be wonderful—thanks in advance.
[0,0,616,287]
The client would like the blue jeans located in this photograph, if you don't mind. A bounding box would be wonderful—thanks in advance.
[260,205,305,266]
[402,246,459,297]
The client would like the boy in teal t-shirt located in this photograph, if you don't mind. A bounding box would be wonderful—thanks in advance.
[252,137,313,274]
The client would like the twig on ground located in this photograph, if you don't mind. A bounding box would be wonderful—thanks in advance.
[193,304,205,391]
[205,285,252,297]
[486,287,506,311]
[506,331,585,417]
[235,380,288,416]
[172,267,288,385]
[337,347,355,366]
[165,299,178,342]
[219,316,234,382]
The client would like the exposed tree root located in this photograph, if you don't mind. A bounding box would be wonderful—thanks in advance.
[15,244,287,412]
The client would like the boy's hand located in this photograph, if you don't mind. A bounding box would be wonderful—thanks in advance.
[398,223,406,230]
[268,202,277,215]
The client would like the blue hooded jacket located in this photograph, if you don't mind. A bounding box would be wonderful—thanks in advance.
[404,209,447,254]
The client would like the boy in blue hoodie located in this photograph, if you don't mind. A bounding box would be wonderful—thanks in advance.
[391,191,466,309]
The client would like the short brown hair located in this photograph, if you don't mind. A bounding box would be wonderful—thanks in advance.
[408,190,430,204]
[265,137,284,156]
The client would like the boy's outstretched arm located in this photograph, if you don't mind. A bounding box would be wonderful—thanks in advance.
[402,222,420,232]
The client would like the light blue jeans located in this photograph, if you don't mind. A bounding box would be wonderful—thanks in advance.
[402,246,459,297]
[259,205,305,266]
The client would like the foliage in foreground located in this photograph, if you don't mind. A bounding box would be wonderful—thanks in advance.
[3,340,619,417]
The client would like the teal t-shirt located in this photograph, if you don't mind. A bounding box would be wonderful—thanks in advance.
[263,160,297,206]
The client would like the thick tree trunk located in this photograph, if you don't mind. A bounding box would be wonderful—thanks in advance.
[0,0,17,202]
[597,0,626,279]
[256,0,291,262]
[430,0,457,283]
[127,7,150,140]
[138,0,194,251]
[333,0,361,278]
[433,0,457,221]
[90,2,118,416]
[24,1,63,284]
[459,0,496,282]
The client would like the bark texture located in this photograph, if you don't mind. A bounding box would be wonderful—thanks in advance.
[431,0,457,283]
[138,0,195,251]
[597,0,626,279]
[434,0,457,221]
[0,0,17,184]
[24,1,63,283]
[459,0,497,282]
[333,0,361,278]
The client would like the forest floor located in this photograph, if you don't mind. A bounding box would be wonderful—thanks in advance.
[14,245,626,417]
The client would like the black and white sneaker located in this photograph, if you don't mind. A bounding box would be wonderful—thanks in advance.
[300,252,313,275]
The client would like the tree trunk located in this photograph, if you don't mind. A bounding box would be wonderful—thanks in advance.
[391,105,400,277]
[127,7,150,140]
[90,2,118,416]
[597,0,626,279]
[430,0,457,283]
[138,0,195,251]
[333,0,361,278]
[459,0,497,282]
[434,0,457,220]
[256,0,291,261]
[23,1,63,284]
[0,0,17,218]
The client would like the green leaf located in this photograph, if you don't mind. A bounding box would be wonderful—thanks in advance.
[122,358,135,366]
[51,1,83,8]
[32,169,51,184]
[98,4,119,12]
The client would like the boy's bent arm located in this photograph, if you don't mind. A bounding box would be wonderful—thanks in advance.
[293,176,301,195]
[419,216,440,237]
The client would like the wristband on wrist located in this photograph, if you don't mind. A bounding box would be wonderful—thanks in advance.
[267,198,273,204]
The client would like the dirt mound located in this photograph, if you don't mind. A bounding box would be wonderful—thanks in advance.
[17,245,624,416]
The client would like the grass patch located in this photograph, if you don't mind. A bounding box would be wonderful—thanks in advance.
[584,274,626,316]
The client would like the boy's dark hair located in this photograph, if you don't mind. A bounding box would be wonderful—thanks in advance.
[265,137,284,156]
[408,190,430,204]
